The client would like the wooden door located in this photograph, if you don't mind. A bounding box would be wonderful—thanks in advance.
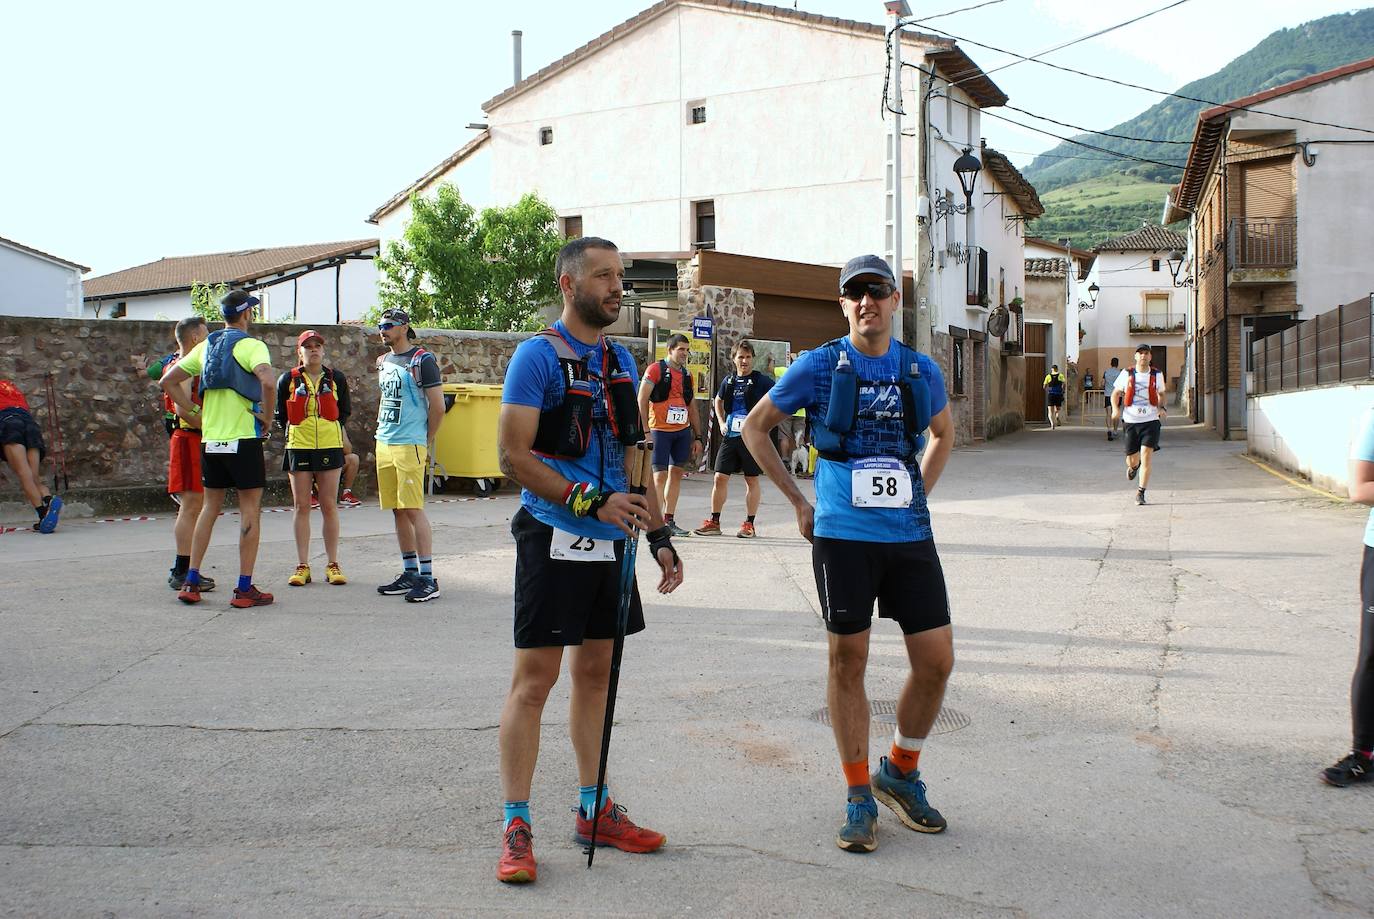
[1024,322,1048,423]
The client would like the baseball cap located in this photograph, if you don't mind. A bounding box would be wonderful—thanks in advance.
[220,289,260,318]
[838,255,897,292]
[297,330,324,348]
[380,308,417,339]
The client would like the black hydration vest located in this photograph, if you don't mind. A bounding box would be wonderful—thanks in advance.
[530,328,643,459]
[648,359,694,405]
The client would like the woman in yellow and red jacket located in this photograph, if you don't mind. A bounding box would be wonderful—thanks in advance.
[275,329,352,587]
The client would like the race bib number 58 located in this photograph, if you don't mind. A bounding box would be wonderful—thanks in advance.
[549,527,617,562]
[850,457,913,508]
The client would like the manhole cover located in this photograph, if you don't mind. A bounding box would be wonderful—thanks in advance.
[811,700,970,736]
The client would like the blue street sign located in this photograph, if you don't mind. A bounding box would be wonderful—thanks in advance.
[692,316,714,339]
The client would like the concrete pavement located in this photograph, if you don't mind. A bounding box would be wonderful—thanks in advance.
[2,419,1371,917]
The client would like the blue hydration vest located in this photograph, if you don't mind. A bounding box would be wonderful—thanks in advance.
[809,337,933,463]
[201,329,262,403]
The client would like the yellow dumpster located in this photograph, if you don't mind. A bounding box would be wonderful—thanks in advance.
[432,383,504,496]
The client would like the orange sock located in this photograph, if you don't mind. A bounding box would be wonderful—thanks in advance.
[842,759,870,789]
[889,743,921,774]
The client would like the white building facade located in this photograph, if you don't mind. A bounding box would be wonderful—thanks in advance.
[0,236,88,318]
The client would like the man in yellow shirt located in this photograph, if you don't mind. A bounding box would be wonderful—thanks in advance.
[161,289,277,608]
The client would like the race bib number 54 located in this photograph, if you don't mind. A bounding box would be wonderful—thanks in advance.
[850,457,913,508]
[549,527,617,562]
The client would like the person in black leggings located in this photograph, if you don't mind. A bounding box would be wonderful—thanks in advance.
[1322,408,1374,786]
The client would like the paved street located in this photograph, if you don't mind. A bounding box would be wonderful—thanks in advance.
[2,420,1372,918]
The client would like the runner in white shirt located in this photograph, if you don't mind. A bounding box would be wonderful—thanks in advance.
[1111,344,1167,505]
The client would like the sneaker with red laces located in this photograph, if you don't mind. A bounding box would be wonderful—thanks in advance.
[231,585,275,608]
[310,495,320,510]
[737,521,757,538]
[339,488,362,507]
[497,817,537,883]
[693,519,722,536]
[573,802,666,854]
[177,583,202,604]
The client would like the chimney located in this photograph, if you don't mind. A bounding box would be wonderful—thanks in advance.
[513,30,523,85]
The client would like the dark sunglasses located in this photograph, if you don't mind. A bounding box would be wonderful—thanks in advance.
[378,322,399,331]
[842,281,896,302]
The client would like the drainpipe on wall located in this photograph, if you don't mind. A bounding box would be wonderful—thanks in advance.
[512,31,522,85]
[1220,156,1230,440]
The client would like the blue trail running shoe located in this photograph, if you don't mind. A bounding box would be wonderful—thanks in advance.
[377,571,417,596]
[38,496,62,534]
[871,756,947,833]
[835,795,878,852]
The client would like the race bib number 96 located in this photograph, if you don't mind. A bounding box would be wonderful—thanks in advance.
[549,527,617,562]
[850,457,913,508]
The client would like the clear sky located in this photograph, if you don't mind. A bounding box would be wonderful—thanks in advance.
[3,0,1365,276]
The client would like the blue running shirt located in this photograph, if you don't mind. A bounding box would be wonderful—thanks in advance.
[769,340,947,543]
[503,321,637,540]
[1352,407,1374,547]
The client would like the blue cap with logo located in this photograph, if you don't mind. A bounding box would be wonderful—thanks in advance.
[220,289,260,318]
[838,254,897,292]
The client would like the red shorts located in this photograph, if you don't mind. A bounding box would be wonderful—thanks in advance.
[168,429,203,494]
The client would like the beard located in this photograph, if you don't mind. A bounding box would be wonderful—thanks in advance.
[571,285,619,329]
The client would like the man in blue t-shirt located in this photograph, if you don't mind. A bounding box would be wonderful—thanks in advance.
[493,236,686,884]
[693,340,774,538]
[742,254,955,855]
[1320,407,1374,787]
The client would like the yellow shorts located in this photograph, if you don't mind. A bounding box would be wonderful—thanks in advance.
[376,442,428,510]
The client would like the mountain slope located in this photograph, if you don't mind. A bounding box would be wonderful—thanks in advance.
[1023,8,1374,247]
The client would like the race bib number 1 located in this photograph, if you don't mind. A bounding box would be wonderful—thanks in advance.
[850,457,913,508]
[666,406,689,426]
[204,440,239,455]
[549,527,617,562]
[728,414,746,435]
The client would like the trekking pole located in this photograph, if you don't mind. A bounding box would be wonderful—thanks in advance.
[585,441,654,867]
[44,373,68,492]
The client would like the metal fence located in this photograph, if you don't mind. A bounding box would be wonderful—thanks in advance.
[1228,217,1297,269]
[1251,294,1374,396]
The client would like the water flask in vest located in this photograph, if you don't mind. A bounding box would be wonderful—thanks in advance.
[824,349,857,432]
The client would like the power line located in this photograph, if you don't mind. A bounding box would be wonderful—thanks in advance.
[908,0,1009,23]
[1002,103,1193,144]
[979,106,1188,168]
[920,23,1374,136]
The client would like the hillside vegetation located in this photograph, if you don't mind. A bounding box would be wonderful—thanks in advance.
[1023,8,1374,247]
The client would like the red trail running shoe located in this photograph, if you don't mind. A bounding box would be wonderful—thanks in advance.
[574,802,666,853]
[497,817,536,883]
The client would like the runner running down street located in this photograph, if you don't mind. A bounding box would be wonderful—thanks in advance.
[494,237,684,884]
[1043,365,1066,429]
[276,330,352,587]
[0,379,62,533]
[1320,408,1374,787]
[695,340,773,538]
[155,317,214,589]
[638,333,703,538]
[1112,345,1167,506]
[161,289,276,608]
[742,254,955,854]
[373,309,445,603]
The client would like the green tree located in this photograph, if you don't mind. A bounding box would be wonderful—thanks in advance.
[189,281,230,322]
[376,185,563,332]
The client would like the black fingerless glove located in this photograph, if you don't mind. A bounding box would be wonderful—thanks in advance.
[646,525,679,567]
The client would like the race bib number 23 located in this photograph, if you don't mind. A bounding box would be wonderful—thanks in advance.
[549,527,617,562]
[850,457,913,508]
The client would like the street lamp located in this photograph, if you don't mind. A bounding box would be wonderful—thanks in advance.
[1167,250,1195,288]
[932,148,984,220]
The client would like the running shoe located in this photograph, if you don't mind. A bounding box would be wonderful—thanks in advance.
[497,817,537,883]
[325,562,347,585]
[230,585,275,608]
[694,519,722,536]
[377,572,417,595]
[835,795,878,852]
[168,570,215,591]
[1127,462,1139,480]
[573,802,666,853]
[37,495,63,534]
[667,521,692,538]
[339,488,362,508]
[737,522,757,539]
[288,564,312,587]
[177,582,202,605]
[871,757,947,833]
[1136,488,1147,506]
[310,494,320,510]
[405,577,440,603]
[1320,752,1374,787]
[1107,432,1114,442]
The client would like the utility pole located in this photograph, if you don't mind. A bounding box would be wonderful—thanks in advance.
[884,1,911,344]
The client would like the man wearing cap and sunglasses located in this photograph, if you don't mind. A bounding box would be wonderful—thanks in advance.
[161,289,277,608]
[742,254,955,855]
[374,308,446,602]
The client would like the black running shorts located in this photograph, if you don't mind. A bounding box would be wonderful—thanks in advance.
[715,436,762,477]
[511,507,645,649]
[283,447,345,473]
[201,437,267,490]
[1047,394,1065,407]
[0,408,45,459]
[1123,419,1162,455]
[812,537,951,636]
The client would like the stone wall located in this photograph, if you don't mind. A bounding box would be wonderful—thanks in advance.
[0,316,645,499]
[677,258,757,384]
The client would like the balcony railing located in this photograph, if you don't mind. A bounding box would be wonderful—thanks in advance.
[1228,217,1296,269]
[1128,313,1186,334]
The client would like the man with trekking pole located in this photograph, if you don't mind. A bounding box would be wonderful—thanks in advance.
[494,236,686,884]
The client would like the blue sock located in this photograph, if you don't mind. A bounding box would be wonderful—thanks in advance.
[579,783,609,818]
[419,556,433,578]
[882,758,907,780]
[185,568,201,587]
[237,574,252,592]
[402,552,418,574]
[847,784,875,804]
[503,800,531,830]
